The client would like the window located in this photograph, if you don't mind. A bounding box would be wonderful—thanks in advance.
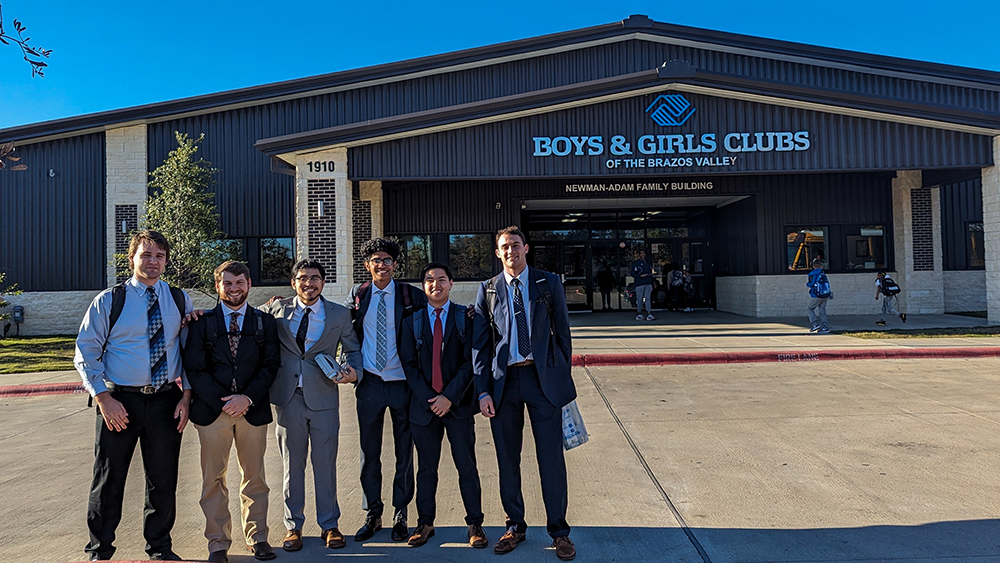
[786,226,828,271]
[449,234,494,279]
[395,235,431,280]
[260,238,294,285]
[845,226,886,270]
[969,222,985,268]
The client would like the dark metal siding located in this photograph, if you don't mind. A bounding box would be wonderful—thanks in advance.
[0,134,106,291]
[941,178,983,270]
[714,196,758,276]
[350,93,993,179]
[383,172,892,276]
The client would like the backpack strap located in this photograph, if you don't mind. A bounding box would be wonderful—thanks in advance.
[530,268,556,336]
[484,276,499,355]
[455,305,467,345]
[413,309,424,352]
[355,281,371,309]
[101,283,128,362]
[401,283,414,314]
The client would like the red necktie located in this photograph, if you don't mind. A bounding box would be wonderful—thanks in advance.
[432,307,444,393]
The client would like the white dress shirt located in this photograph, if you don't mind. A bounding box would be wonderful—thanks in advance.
[502,267,533,365]
[74,276,192,396]
[362,279,405,381]
[290,297,326,387]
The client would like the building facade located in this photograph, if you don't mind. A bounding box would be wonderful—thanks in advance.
[3,15,1000,334]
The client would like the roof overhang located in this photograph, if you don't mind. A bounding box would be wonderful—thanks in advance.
[257,62,1000,166]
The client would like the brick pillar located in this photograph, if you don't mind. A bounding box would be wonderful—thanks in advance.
[105,125,147,287]
[295,148,352,301]
[982,137,1000,324]
[892,170,944,315]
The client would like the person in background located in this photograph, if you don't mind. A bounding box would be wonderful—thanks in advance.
[874,271,906,326]
[806,257,832,334]
[631,250,655,321]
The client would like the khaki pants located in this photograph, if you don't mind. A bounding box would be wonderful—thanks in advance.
[196,413,269,552]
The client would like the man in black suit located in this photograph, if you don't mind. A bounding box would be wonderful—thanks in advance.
[183,261,281,563]
[399,262,487,549]
[472,226,577,561]
[346,238,427,542]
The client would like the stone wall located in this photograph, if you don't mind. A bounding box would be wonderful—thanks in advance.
[944,270,987,313]
[983,137,1000,324]
[717,274,887,317]
[105,125,148,287]
[715,276,757,317]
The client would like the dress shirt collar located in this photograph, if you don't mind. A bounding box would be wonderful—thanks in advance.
[127,275,160,297]
[295,296,324,314]
[502,266,530,289]
[221,301,248,319]
[372,279,396,299]
[427,301,451,318]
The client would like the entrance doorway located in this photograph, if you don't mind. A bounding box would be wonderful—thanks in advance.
[524,209,714,312]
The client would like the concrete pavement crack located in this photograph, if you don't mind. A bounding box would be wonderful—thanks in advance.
[583,366,713,563]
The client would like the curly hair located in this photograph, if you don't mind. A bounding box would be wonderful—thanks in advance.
[360,237,401,261]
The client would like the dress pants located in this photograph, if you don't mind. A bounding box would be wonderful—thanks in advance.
[86,387,183,559]
[195,413,269,552]
[356,372,414,518]
[491,364,570,538]
[411,414,483,526]
[274,388,341,531]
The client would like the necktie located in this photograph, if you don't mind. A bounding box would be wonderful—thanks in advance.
[431,307,444,393]
[296,307,311,354]
[229,312,241,390]
[511,278,531,359]
[375,290,388,371]
[146,286,168,389]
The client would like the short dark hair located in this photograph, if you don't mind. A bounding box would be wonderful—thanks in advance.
[128,230,170,264]
[877,270,886,276]
[812,256,824,266]
[291,259,326,280]
[360,238,401,261]
[420,261,453,281]
[495,226,527,247]
[214,260,251,284]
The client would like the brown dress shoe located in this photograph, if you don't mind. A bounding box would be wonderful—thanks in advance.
[282,529,303,552]
[406,524,435,546]
[468,524,488,548]
[552,536,576,561]
[493,528,525,554]
[323,528,346,549]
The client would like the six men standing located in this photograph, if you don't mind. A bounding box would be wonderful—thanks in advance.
[75,227,578,561]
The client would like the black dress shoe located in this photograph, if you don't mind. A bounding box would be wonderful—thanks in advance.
[354,515,382,541]
[249,542,276,561]
[148,549,182,561]
[390,516,408,542]
[207,550,228,563]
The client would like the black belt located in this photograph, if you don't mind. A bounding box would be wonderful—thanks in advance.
[509,359,535,368]
[363,370,405,382]
[107,382,178,394]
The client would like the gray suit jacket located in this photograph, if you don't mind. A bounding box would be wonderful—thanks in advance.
[263,296,362,411]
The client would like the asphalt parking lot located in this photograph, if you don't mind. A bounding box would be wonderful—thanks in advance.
[3,357,1000,563]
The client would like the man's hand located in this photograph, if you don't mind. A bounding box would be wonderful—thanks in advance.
[221,394,251,417]
[182,309,206,327]
[174,390,191,432]
[95,391,129,432]
[428,395,452,417]
[336,365,358,384]
[479,395,495,418]
[266,295,285,306]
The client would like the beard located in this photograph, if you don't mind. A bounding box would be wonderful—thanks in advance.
[221,291,248,308]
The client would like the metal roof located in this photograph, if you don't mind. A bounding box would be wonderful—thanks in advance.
[4,14,1000,144]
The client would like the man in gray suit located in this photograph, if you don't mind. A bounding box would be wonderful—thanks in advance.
[262,259,362,552]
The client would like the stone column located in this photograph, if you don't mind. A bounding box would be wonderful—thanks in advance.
[891,170,944,315]
[295,148,352,300]
[105,125,147,286]
[982,136,1000,324]
[351,181,383,283]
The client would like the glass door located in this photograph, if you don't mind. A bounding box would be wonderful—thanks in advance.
[531,243,590,311]
[591,242,625,310]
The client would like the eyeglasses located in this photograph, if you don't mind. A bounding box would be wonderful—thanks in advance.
[367,258,395,266]
[293,275,323,283]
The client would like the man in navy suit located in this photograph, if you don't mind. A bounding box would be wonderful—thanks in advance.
[346,238,427,542]
[399,262,487,549]
[472,226,577,561]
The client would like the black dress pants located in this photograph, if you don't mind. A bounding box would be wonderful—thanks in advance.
[357,373,414,518]
[85,387,183,559]
[412,413,483,526]
[490,364,570,538]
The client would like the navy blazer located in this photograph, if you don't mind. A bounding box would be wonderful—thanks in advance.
[472,268,575,410]
[183,305,280,427]
[400,302,476,425]
[346,280,427,345]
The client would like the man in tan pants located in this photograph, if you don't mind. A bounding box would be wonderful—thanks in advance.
[184,261,281,562]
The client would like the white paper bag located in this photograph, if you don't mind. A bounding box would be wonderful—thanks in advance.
[561,400,589,450]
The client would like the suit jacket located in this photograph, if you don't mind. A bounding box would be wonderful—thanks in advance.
[472,268,575,410]
[262,296,362,411]
[400,303,476,425]
[345,280,428,382]
[183,304,280,427]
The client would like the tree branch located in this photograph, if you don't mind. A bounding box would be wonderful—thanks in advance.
[0,2,52,77]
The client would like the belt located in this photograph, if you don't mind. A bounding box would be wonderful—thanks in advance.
[363,370,405,383]
[509,359,535,368]
[107,382,178,394]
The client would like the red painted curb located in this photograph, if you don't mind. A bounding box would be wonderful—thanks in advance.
[573,347,1000,366]
[3,347,1000,397]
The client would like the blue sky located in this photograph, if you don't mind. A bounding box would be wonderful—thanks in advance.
[1,0,998,130]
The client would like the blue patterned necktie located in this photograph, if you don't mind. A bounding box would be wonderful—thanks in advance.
[375,290,388,371]
[511,278,531,359]
[146,286,168,389]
